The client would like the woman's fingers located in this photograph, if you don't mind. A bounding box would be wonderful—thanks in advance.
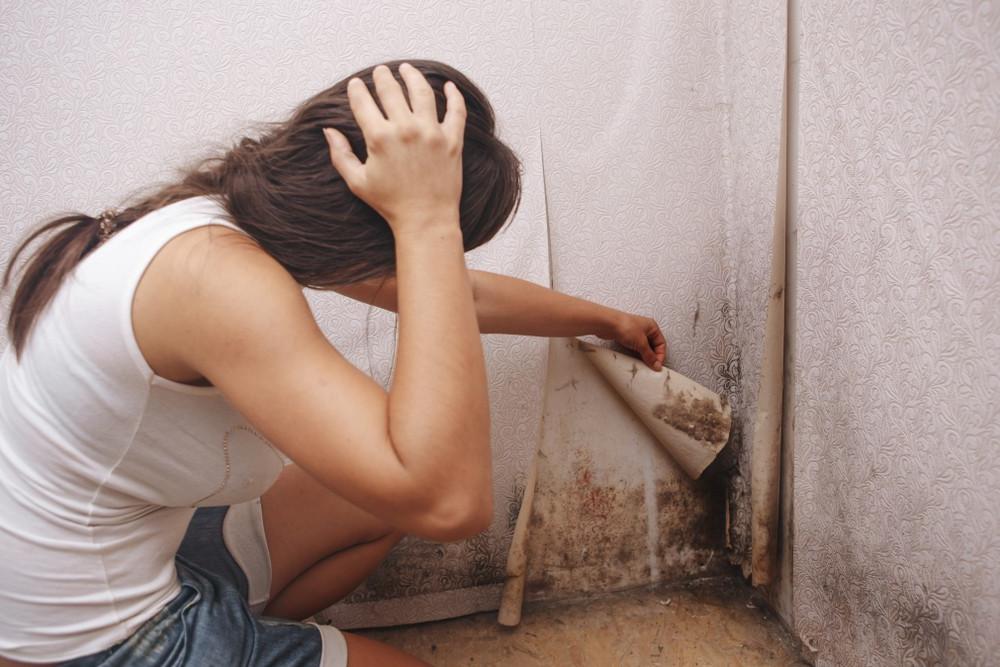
[398,63,438,121]
[347,77,387,138]
[635,335,659,370]
[648,323,667,368]
[326,64,464,229]
[372,64,412,121]
[323,127,364,189]
[441,81,467,149]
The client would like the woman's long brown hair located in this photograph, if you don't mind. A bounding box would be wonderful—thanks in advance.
[2,59,522,357]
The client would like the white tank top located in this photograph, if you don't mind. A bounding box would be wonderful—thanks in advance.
[0,195,286,662]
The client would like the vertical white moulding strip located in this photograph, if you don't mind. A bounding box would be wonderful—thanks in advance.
[749,30,789,586]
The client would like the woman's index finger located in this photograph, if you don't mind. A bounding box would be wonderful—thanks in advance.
[347,77,388,137]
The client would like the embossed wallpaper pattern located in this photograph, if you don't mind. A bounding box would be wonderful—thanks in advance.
[791,1,1000,664]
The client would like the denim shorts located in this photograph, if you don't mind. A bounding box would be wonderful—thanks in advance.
[58,502,348,666]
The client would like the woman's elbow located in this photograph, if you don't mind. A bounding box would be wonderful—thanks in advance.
[419,492,494,543]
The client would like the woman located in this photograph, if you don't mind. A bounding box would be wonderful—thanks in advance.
[0,61,666,666]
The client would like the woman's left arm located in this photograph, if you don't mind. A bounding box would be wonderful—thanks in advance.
[332,270,667,370]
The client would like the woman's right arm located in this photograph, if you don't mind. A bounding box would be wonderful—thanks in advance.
[181,64,492,542]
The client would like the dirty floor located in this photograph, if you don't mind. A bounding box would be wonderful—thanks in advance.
[358,577,812,666]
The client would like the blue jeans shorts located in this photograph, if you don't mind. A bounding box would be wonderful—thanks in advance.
[58,502,348,666]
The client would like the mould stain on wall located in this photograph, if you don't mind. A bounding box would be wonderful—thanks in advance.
[709,297,753,574]
[526,447,727,599]
[652,389,731,445]
[526,449,651,597]
[346,533,508,604]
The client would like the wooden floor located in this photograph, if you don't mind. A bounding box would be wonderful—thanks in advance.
[357,577,813,666]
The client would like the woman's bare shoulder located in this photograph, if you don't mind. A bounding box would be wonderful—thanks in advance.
[132,224,313,386]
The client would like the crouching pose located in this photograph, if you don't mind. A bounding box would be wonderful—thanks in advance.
[0,61,665,666]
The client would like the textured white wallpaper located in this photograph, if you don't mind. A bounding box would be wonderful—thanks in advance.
[792,1,1000,664]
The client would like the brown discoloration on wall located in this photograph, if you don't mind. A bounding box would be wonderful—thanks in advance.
[655,478,727,572]
[507,482,525,531]
[652,390,732,445]
[553,378,579,392]
[525,449,652,598]
[525,448,728,600]
[350,532,507,603]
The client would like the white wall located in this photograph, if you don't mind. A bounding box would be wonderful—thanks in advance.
[791,1,1000,663]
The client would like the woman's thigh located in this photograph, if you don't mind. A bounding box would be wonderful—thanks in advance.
[259,463,394,601]
[58,557,345,667]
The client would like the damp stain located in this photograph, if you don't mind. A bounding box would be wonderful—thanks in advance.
[654,480,726,559]
[554,378,580,392]
[652,391,732,445]
[525,450,651,597]
[525,449,728,600]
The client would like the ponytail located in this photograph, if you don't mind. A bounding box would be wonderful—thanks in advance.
[2,213,107,356]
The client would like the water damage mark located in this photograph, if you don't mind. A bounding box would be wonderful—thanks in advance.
[526,448,728,600]
[652,390,731,445]
[709,297,750,570]
[655,477,727,572]
[891,578,969,665]
[507,480,525,531]
[525,449,652,597]
[554,378,580,392]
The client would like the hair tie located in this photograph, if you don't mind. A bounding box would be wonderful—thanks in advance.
[96,208,120,243]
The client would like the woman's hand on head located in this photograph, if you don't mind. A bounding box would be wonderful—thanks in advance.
[323,63,466,235]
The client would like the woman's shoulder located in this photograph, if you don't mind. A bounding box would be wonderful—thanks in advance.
[132,219,307,386]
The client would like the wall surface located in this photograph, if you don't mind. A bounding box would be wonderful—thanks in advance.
[791,1,1000,663]
[522,0,785,596]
